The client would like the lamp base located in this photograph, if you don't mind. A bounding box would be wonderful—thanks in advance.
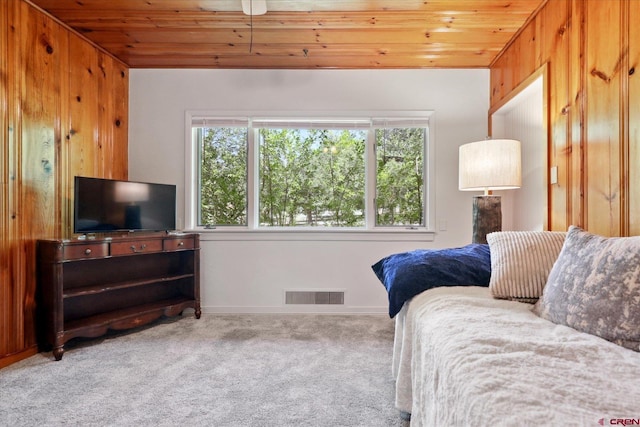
[472,195,501,244]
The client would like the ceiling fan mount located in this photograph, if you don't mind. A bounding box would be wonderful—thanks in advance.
[241,0,267,16]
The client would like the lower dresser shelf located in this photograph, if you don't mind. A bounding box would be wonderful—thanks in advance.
[37,234,201,361]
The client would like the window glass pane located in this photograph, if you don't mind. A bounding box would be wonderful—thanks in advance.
[258,128,366,227]
[375,128,425,227]
[197,127,248,226]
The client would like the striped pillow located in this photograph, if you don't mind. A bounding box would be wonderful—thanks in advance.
[486,231,566,302]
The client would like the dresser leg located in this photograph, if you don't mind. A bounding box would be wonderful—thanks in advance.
[52,346,64,361]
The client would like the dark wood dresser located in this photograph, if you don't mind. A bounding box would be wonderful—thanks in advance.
[37,233,200,360]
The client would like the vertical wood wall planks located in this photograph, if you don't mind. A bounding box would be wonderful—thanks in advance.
[67,31,99,180]
[545,0,571,233]
[568,0,585,231]
[0,0,129,367]
[17,0,67,353]
[490,0,637,237]
[0,0,9,360]
[584,0,623,236]
[629,0,640,235]
[98,52,128,181]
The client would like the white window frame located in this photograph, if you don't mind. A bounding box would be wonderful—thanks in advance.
[185,110,436,242]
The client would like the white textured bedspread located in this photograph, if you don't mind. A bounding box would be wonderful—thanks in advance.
[393,286,640,426]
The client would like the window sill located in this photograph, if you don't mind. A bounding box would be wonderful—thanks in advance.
[189,228,436,242]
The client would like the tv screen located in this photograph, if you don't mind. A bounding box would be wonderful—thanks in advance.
[74,176,177,234]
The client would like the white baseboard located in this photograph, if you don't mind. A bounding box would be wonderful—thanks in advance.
[200,305,389,315]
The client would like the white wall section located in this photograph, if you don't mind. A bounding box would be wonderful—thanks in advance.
[129,69,489,314]
[492,75,545,231]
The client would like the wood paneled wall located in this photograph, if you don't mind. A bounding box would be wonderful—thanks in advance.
[0,0,128,368]
[490,0,639,237]
[630,3,640,236]
[1,0,635,368]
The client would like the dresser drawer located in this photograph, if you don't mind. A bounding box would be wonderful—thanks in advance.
[111,239,163,256]
[163,237,195,251]
[63,243,109,260]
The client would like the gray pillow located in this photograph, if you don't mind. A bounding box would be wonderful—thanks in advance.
[533,226,640,352]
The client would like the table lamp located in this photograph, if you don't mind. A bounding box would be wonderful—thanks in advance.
[458,139,521,244]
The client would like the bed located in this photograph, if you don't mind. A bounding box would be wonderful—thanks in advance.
[393,286,640,425]
[375,227,640,426]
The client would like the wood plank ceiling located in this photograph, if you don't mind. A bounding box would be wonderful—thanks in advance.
[27,0,546,69]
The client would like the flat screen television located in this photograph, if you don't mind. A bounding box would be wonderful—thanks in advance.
[74,176,177,234]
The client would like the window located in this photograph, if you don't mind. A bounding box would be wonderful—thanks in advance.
[258,127,366,227]
[186,112,434,232]
[196,125,248,226]
[374,124,425,227]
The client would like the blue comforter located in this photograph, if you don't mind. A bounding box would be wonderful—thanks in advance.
[372,244,491,318]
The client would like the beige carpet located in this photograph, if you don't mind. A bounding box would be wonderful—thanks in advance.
[0,313,408,427]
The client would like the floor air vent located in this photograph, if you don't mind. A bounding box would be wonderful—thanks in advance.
[285,291,344,305]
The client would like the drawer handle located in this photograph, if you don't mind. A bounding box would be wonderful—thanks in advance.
[84,248,92,255]
[130,244,147,253]
[178,241,184,246]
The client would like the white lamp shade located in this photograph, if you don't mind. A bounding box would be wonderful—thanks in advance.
[242,0,267,15]
[458,139,522,192]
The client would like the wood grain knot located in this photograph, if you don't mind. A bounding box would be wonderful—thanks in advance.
[590,68,610,82]
[41,159,52,174]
